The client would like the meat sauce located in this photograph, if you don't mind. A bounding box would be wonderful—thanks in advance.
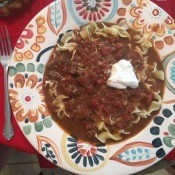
[43,26,164,145]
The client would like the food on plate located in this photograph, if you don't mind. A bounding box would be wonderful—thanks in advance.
[43,22,165,144]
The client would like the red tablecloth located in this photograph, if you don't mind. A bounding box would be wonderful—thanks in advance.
[0,0,174,168]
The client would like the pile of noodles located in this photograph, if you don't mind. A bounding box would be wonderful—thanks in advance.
[45,21,164,143]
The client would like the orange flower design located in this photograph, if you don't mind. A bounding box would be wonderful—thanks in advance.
[130,0,175,37]
[9,74,49,123]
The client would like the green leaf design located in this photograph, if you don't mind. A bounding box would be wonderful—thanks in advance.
[119,148,151,161]
[43,118,52,128]
[23,125,32,135]
[9,66,17,76]
[27,63,35,72]
[36,64,45,74]
[163,136,175,148]
[34,122,43,132]
[51,0,61,28]
[16,63,25,72]
[168,124,175,137]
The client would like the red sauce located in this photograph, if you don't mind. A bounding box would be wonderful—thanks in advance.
[43,24,164,145]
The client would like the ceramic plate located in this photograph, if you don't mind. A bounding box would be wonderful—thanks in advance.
[9,0,175,174]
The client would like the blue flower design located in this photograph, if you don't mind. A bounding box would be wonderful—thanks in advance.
[67,137,107,167]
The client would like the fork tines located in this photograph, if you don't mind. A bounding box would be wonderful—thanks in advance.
[0,25,12,56]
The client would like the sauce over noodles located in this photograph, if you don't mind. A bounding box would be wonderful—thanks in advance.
[43,22,165,144]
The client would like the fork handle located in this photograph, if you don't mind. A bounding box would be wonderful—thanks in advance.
[3,67,14,140]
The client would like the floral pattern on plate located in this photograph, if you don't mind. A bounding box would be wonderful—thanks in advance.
[9,64,52,135]
[47,0,67,35]
[130,0,175,37]
[110,142,157,166]
[61,134,109,172]
[116,0,175,56]
[67,0,118,25]
[13,16,47,62]
[150,106,175,159]
[130,0,175,52]
[37,135,62,166]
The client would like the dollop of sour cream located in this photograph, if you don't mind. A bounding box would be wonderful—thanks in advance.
[107,59,139,89]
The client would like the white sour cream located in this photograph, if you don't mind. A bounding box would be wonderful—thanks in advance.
[107,59,139,89]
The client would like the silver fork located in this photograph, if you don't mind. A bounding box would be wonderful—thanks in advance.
[0,25,14,140]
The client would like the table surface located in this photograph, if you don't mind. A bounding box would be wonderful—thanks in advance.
[0,0,175,168]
